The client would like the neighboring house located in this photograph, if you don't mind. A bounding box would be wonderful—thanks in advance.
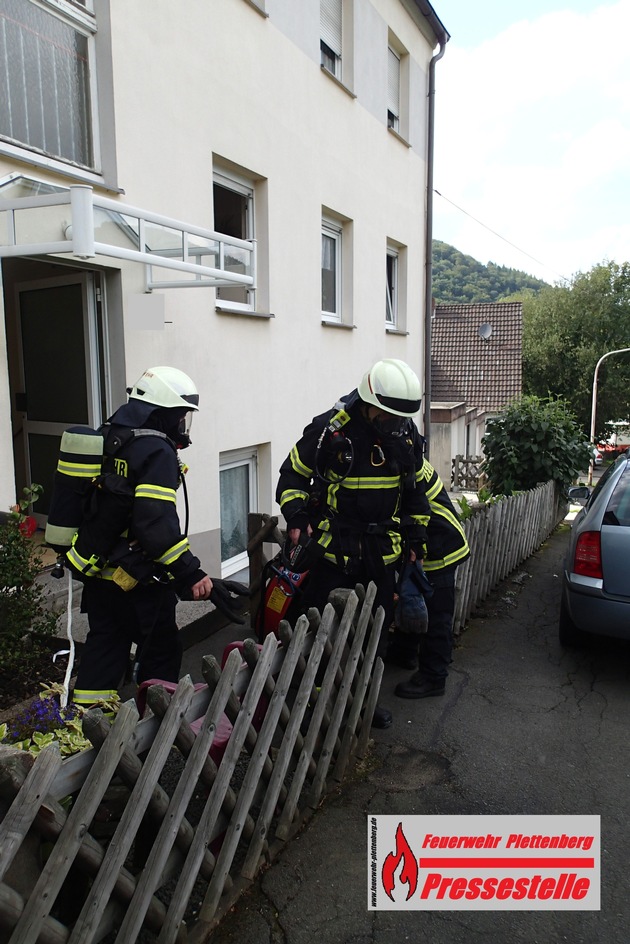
[0,0,448,577]
[429,301,523,486]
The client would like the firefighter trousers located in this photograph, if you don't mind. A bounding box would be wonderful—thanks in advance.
[73,579,183,707]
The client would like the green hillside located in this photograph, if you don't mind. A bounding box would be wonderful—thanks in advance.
[432,240,549,304]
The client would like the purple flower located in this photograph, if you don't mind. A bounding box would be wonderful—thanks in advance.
[3,695,78,743]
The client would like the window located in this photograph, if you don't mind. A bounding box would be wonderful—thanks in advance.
[220,448,258,577]
[386,248,398,327]
[387,45,400,131]
[213,170,255,312]
[0,0,97,168]
[320,0,342,78]
[322,218,342,322]
[386,240,406,332]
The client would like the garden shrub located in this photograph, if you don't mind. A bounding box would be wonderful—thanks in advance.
[481,396,591,496]
[0,486,59,697]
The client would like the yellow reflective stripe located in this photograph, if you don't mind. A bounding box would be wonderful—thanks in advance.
[57,459,101,477]
[409,513,430,527]
[326,481,341,513]
[428,501,467,538]
[424,544,470,571]
[279,488,310,508]
[316,531,332,550]
[66,545,103,576]
[135,483,177,502]
[289,445,313,478]
[73,689,118,706]
[156,538,190,566]
[333,476,401,489]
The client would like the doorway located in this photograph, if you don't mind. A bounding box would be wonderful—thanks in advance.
[14,272,107,522]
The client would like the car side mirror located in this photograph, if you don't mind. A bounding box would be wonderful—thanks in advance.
[568,485,591,504]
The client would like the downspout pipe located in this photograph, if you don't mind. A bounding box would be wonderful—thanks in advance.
[423,32,448,456]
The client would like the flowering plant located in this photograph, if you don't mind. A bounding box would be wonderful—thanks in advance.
[0,683,120,756]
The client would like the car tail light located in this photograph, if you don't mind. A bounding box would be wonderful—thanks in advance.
[573,531,603,579]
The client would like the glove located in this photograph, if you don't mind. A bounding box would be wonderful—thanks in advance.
[209,578,250,624]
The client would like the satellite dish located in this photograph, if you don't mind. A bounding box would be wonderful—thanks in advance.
[478,323,493,341]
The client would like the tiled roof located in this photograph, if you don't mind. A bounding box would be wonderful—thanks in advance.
[431,302,522,411]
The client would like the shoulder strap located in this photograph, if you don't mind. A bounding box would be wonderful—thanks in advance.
[103,426,174,456]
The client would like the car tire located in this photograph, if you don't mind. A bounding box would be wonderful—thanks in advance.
[558,589,586,647]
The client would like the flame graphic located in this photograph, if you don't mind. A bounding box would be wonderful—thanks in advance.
[381,823,418,901]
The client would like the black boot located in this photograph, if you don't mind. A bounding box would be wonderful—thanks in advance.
[371,704,393,728]
[394,674,445,699]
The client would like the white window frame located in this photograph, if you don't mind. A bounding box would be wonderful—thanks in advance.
[0,0,101,171]
[213,168,256,313]
[320,0,342,78]
[322,217,342,323]
[387,45,401,132]
[219,447,258,578]
[386,247,398,327]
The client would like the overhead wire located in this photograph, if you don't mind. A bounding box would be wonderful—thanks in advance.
[434,188,571,284]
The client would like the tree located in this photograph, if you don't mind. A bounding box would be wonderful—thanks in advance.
[523,261,630,440]
[481,396,590,495]
[432,240,549,304]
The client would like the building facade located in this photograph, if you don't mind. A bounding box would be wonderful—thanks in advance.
[0,0,448,576]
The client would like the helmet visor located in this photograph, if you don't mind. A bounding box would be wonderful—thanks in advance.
[177,410,195,448]
[373,392,421,416]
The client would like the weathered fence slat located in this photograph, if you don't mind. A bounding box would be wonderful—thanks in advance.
[0,745,61,884]
[240,613,330,880]
[11,703,139,944]
[199,617,309,921]
[115,651,243,944]
[275,600,349,840]
[157,633,279,944]
[67,682,195,944]
[308,591,367,808]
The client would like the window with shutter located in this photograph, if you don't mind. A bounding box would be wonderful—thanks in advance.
[320,0,342,77]
[387,46,401,131]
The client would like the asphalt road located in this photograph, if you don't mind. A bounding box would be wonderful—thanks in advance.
[211,520,630,944]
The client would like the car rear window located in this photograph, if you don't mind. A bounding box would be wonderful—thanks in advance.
[603,466,630,526]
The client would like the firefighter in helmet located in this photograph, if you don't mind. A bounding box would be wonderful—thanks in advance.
[275,358,431,729]
[70,366,246,708]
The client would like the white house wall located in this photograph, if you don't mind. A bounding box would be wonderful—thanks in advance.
[0,0,443,575]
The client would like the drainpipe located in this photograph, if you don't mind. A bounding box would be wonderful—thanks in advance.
[423,32,447,457]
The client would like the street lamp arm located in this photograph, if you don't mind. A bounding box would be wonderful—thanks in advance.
[588,346,630,484]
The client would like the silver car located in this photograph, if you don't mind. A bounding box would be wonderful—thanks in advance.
[560,453,630,645]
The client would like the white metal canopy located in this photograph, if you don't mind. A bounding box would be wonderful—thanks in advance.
[0,184,256,291]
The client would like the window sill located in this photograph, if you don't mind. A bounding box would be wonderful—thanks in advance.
[0,140,123,193]
[321,319,356,330]
[387,127,411,148]
[320,66,357,100]
[215,305,274,319]
[241,0,269,17]
[386,326,409,335]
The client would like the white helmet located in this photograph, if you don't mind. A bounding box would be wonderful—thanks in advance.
[127,366,200,411]
[358,359,421,417]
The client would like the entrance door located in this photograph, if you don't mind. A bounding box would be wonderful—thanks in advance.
[16,274,104,522]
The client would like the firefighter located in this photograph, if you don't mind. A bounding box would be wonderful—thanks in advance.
[70,366,246,708]
[388,459,470,699]
[275,358,431,729]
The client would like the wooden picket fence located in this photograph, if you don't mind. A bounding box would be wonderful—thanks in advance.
[0,583,384,944]
[453,480,564,632]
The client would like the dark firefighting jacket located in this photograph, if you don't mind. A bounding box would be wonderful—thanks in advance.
[416,459,470,574]
[66,400,205,591]
[276,396,431,573]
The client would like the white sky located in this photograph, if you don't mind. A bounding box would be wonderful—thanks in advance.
[433,0,630,284]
